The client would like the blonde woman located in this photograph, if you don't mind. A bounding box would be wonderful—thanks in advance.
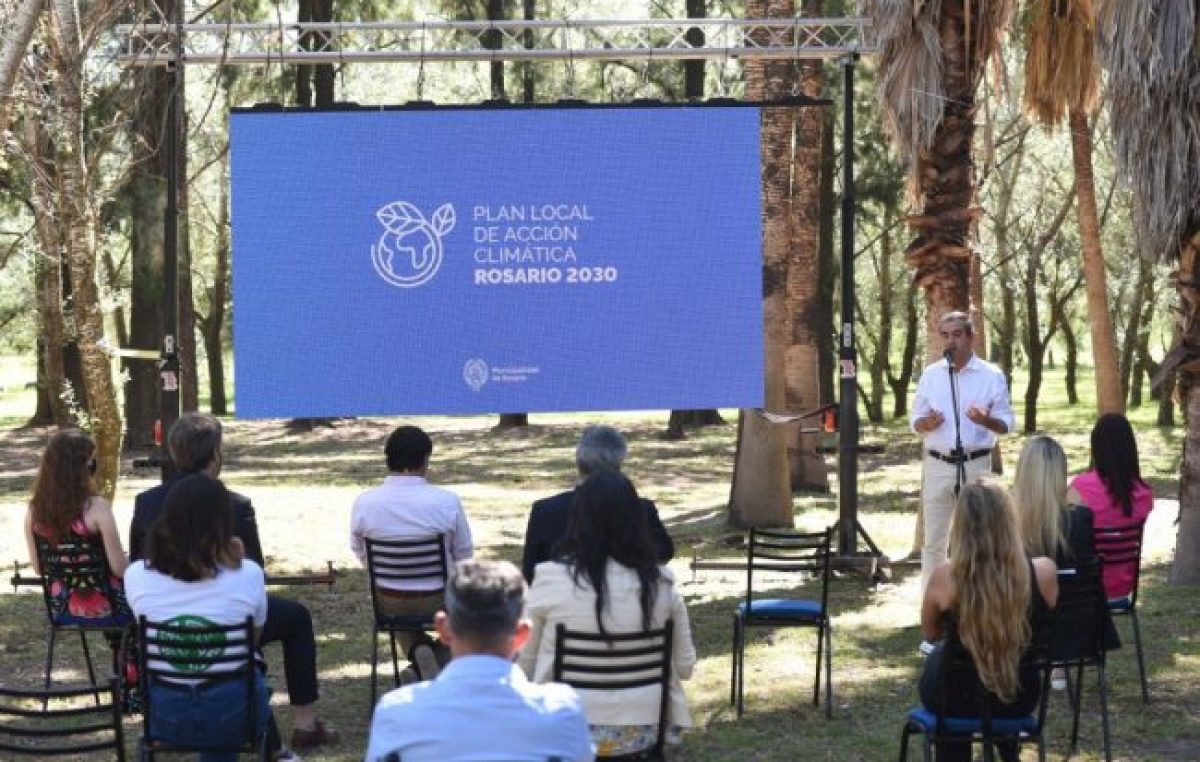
[1013,435,1096,567]
[920,480,1058,762]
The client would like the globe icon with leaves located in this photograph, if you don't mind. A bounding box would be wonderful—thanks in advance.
[372,201,457,288]
[158,615,227,674]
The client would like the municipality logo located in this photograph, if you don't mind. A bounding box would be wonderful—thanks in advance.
[372,201,456,288]
[463,358,489,391]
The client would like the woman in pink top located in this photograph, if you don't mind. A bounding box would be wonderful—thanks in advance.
[1069,413,1153,599]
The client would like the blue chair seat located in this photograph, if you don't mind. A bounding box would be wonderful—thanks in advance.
[1106,596,1132,612]
[906,707,1036,736]
[738,598,823,620]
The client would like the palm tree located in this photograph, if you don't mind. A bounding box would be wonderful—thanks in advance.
[1095,0,1200,583]
[869,0,1017,336]
[869,0,1018,556]
[1022,0,1124,414]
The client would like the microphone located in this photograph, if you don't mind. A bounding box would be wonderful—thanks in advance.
[943,349,955,367]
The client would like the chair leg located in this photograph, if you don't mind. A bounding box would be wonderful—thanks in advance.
[898,723,912,762]
[369,629,380,715]
[920,732,933,762]
[1069,663,1084,754]
[812,623,823,708]
[43,627,57,709]
[825,623,833,719]
[729,617,739,708]
[78,631,102,704]
[736,621,746,718]
[1129,609,1149,702]
[1098,661,1112,762]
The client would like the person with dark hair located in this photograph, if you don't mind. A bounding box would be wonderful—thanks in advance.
[24,429,137,708]
[350,424,474,680]
[522,425,674,582]
[124,473,282,761]
[129,413,337,752]
[1070,413,1154,599]
[911,311,1014,594]
[520,471,695,758]
[365,559,593,762]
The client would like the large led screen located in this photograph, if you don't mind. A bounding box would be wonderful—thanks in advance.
[230,106,764,417]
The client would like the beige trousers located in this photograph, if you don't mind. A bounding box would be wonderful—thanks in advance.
[378,593,444,653]
[919,453,995,593]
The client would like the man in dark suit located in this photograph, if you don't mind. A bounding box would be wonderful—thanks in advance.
[522,425,674,582]
[129,413,338,752]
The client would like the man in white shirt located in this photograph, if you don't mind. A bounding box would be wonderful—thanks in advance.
[910,311,1014,593]
[365,559,594,762]
[350,425,474,678]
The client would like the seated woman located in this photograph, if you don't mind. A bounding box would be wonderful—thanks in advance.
[23,429,137,707]
[1070,413,1154,600]
[920,480,1058,762]
[124,473,280,762]
[1014,434,1096,568]
[520,471,696,757]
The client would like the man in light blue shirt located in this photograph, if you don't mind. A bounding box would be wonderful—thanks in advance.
[365,559,594,762]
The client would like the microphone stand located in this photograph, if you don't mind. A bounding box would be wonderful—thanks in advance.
[945,351,967,498]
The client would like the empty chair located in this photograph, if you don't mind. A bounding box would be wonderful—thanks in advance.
[0,678,126,759]
[730,526,833,718]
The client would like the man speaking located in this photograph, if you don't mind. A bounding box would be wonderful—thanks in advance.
[910,311,1014,592]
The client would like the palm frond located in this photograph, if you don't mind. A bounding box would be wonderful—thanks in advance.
[1096,0,1200,263]
[1023,0,1098,125]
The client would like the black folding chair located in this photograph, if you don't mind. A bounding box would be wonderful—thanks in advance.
[365,535,448,711]
[1094,520,1149,702]
[1051,559,1112,761]
[730,526,833,718]
[136,616,268,761]
[34,536,134,705]
[553,621,674,761]
[0,678,126,759]
[899,632,1053,762]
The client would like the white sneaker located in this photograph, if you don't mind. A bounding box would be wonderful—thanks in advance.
[1051,668,1068,691]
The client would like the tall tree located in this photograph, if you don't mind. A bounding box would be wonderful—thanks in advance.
[1023,0,1124,414]
[728,0,796,528]
[870,0,1017,354]
[1095,0,1200,584]
[0,0,43,131]
[783,0,829,492]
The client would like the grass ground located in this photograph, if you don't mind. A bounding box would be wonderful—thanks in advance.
[0,366,1196,760]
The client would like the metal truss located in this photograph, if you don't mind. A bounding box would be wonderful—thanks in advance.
[115,17,877,67]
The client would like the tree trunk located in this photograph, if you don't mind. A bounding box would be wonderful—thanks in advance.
[1120,257,1151,402]
[486,0,505,99]
[496,414,528,429]
[124,33,169,446]
[1062,315,1079,405]
[1172,232,1200,584]
[784,28,828,493]
[50,0,123,496]
[1158,319,1179,427]
[729,2,795,527]
[1069,107,1124,414]
[200,152,230,416]
[0,0,43,132]
[887,279,919,418]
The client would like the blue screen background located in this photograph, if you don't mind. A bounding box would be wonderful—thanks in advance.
[230,107,764,417]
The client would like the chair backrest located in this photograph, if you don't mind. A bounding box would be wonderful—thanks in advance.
[1051,558,1107,664]
[933,626,1053,738]
[137,616,259,751]
[364,535,448,621]
[0,678,125,759]
[552,621,674,758]
[1093,521,1145,604]
[34,535,126,628]
[745,527,832,614]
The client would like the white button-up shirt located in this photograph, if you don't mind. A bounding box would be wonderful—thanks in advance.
[350,474,474,590]
[909,353,1014,453]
